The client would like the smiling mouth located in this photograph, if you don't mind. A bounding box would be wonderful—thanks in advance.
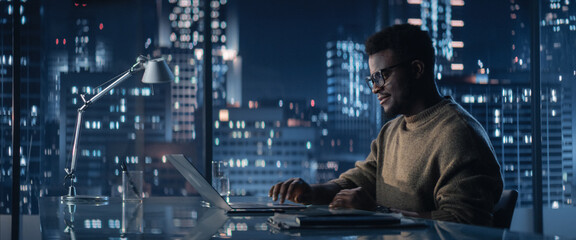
[378,94,391,105]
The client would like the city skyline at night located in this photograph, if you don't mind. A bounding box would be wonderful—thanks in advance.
[1,0,575,220]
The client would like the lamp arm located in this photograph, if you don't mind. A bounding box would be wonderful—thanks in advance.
[68,110,84,175]
[65,60,146,181]
[81,61,144,110]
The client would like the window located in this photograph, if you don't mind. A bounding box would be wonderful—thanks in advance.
[2,0,576,238]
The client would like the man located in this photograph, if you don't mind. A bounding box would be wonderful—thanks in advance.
[269,24,503,226]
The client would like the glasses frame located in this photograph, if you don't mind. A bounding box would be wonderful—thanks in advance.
[365,60,412,90]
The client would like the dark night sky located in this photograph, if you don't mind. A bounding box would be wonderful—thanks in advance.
[233,1,511,107]
[460,0,511,74]
[49,1,511,109]
[234,0,377,107]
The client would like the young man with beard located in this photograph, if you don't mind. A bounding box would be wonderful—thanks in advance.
[269,24,503,226]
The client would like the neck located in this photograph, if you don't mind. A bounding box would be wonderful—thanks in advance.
[404,87,443,117]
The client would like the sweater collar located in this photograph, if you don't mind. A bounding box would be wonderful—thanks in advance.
[404,96,453,128]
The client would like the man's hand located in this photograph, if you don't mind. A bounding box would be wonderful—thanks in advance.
[269,178,313,204]
[328,187,377,211]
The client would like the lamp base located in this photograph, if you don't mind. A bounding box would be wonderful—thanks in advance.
[60,195,109,204]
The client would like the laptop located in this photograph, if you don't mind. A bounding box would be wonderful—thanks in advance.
[166,154,307,214]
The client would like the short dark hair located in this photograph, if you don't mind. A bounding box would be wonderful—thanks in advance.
[365,24,435,77]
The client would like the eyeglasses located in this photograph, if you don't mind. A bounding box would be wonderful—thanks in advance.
[365,60,411,90]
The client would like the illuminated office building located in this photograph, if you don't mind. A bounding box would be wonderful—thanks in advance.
[213,106,316,196]
[440,75,572,207]
[59,72,170,195]
[159,0,236,143]
[320,40,379,183]
[163,48,198,142]
[0,1,43,214]
[1,0,162,214]
[386,0,465,77]
[325,40,379,153]
[43,2,111,192]
[256,99,328,184]
[44,38,68,122]
[40,0,162,188]
[538,0,576,207]
[491,0,576,207]
[37,0,235,201]
[439,0,576,205]
[439,79,532,207]
[47,1,167,196]
[509,0,530,73]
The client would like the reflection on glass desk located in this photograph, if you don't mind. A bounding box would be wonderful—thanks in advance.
[39,196,562,239]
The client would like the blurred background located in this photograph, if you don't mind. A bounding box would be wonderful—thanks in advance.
[1,0,575,237]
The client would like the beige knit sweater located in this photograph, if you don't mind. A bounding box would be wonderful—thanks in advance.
[330,97,503,226]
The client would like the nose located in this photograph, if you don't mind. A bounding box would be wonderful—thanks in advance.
[371,83,382,94]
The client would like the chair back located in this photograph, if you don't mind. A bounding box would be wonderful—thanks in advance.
[492,189,518,229]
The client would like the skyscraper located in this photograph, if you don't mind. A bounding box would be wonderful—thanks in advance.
[510,0,530,73]
[158,0,235,143]
[325,40,380,154]
[213,106,317,196]
[319,39,380,182]
[0,0,43,214]
[43,1,115,195]
[39,1,173,199]
[438,78,536,206]
[538,0,576,207]
[438,0,576,207]
[387,0,466,77]
[59,71,170,195]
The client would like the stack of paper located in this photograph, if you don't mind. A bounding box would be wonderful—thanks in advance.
[267,207,415,229]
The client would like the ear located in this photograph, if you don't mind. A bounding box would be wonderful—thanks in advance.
[411,60,425,80]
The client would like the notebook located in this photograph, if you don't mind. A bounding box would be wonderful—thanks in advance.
[166,154,307,214]
[267,207,426,230]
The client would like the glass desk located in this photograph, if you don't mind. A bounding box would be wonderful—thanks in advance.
[38,196,561,239]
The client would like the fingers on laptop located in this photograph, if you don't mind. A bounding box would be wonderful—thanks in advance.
[329,187,377,210]
[269,178,308,204]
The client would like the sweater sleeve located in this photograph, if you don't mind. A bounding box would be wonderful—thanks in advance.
[430,125,503,226]
[329,138,379,194]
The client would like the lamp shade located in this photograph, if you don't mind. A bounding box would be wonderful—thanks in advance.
[141,58,175,84]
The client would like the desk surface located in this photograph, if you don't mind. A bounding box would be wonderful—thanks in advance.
[38,196,558,240]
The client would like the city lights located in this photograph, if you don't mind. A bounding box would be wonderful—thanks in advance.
[2,1,576,229]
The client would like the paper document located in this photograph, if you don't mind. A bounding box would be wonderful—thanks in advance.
[267,207,413,229]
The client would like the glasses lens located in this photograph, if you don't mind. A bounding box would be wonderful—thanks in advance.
[372,72,383,87]
[366,78,374,89]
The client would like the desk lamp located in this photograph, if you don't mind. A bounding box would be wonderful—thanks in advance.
[61,56,174,203]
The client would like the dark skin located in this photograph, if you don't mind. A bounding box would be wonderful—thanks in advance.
[268,178,378,210]
[269,49,443,219]
[268,178,339,205]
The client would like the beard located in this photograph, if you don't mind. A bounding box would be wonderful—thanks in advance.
[382,88,414,119]
[384,101,401,119]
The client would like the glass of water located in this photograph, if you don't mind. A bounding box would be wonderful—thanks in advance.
[212,161,230,196]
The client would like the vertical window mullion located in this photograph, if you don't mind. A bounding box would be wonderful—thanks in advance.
[12,0,22,239]
[530,0,543,234]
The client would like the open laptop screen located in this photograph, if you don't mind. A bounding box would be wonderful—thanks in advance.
[166,154,306,212]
